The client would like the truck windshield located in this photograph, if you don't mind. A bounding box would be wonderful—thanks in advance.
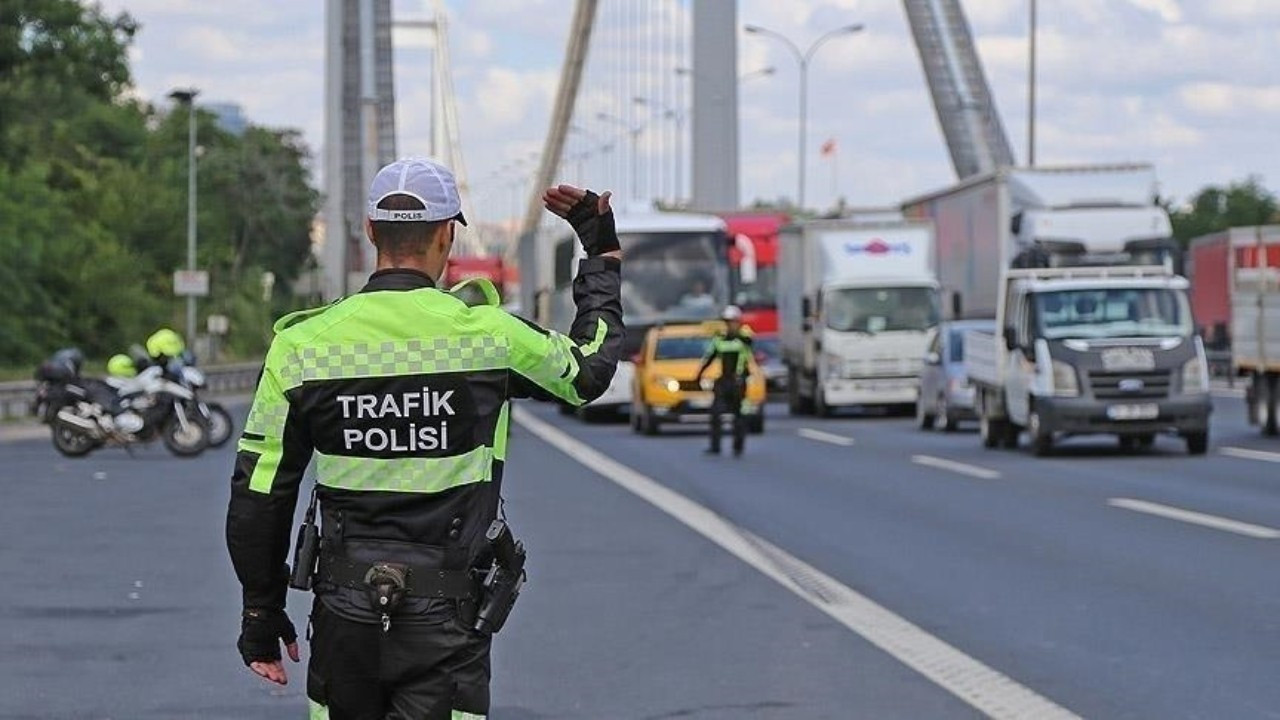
[1034,288,1192,339]
[654,336,711,360]
[731,265,778,309]
[824,287,940,333]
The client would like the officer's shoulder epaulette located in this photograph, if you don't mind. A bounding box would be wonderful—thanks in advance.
[272,301,341,334]
[447,278,502,308]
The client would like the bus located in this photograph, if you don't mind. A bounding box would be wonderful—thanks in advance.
[723,212,790,391]
[550,210,730,417]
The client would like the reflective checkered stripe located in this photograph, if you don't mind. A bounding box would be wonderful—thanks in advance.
[452,711,485,720]
[286,336,509,385]
[316,446,493,493]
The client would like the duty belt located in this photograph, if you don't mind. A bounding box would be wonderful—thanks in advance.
[319,554,478,600]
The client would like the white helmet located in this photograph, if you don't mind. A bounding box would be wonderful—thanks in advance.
[721,305,743,321]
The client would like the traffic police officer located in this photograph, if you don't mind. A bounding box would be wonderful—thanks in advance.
[225,157,624,719]
[696,305,754,456]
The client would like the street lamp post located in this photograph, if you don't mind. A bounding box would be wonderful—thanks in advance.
[597,112,644,202]
[633,96,685,206]
[666,66,776,205]
[744,23,863,210]
[169,88,199,344]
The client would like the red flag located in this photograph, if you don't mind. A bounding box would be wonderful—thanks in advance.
[820,138,837,157]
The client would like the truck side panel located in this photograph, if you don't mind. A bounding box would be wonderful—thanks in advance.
[904,180,1006,318]
[778,225,811,368]
[1188,234,1230,344]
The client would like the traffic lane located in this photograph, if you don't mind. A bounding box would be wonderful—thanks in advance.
[0,419,307,719]
[539,401,1280,718]
[494,412,978,720]
[833,394,1280,535]
[0,412,975,720]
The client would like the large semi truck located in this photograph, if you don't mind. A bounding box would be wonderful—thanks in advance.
[778,220,940,415]
[903,165,1212,455]
[1207,227,1280,435]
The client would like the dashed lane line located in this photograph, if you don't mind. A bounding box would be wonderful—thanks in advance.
[514,406,1080,720]
[1108,498,1280,540]
[1220,446,1280,464]
[912,454,1002,480]
[797,428,856,447]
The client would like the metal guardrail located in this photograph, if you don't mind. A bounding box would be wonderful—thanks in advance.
[0,361,263,422]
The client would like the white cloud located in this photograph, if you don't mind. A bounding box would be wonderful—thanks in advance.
[1126,0,1183,23]
[100,0,1280,219]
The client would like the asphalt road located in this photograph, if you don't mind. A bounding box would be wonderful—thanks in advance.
[1,390,1278,718]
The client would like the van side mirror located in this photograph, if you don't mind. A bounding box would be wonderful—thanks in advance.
[1003,325,1018,351]
[951,292,963,319]
[925,351,942,366]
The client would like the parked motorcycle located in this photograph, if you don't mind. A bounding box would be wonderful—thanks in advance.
[33,350,209,458]
[173,360,234,448]
[109,348,234,449]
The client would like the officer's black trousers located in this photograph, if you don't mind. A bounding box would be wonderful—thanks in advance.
[708,380,746,455]
[307,597,491,719]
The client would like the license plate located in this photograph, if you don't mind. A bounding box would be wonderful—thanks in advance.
[688,397,712,410]
[1107,403,1159,421]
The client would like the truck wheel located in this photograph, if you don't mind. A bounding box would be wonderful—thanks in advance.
[1001,422,1021,449]
[1264,373,1279,437]
[979,412,1000,449]
[1028,410,1052,456]
[915,397,935,430]
[641,405,660,436]
[1184,431,1209,456]
[936,396,956,432]
[788,369,812,416]
[814,384,832,418]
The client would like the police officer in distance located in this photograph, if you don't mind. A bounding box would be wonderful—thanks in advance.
[696,305,754,457]
[225,157,624,719]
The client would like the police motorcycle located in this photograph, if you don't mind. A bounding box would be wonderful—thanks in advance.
[123,348,234,448]
[177,360,233,448]
[32,348,209,458]
[115,332,234,448]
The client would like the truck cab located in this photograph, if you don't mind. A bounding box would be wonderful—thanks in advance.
[975,266,1211,455]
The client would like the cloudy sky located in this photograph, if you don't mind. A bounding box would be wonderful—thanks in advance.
[102,0,1278,227]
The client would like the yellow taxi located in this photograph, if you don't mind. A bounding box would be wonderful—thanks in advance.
[630,321,767,435]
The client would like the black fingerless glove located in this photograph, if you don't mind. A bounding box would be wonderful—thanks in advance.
[237,608,297,665]
[566,190,621,256]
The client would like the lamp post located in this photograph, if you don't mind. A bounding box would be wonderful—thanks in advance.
[633,96,685,205]
[744,23,863,210]
[597,111,644,201]
[169,88,199,344]
[665,66,775,205]
[1027,0,1038,166]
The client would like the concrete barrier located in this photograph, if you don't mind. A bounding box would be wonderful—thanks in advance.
[0,361,262,422]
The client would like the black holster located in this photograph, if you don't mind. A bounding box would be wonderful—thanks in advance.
[473,519,526,635]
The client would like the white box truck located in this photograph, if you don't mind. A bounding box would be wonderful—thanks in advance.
[778,220,940,415]
[902,165,1213,455]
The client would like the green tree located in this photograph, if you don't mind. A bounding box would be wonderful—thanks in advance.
[0,0,321,366]
[1170,177,1279,248]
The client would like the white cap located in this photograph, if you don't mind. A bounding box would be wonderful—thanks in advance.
[722,305,743,321]
[367,157,468,225]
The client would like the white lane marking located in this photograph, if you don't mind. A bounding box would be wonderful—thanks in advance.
[514,406,1079,719]
[797,428,855,446]
[1211,388,1245,399]
[1221,446,1280,464]
[912,454,1002,480]
[1108,498,1280,540]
